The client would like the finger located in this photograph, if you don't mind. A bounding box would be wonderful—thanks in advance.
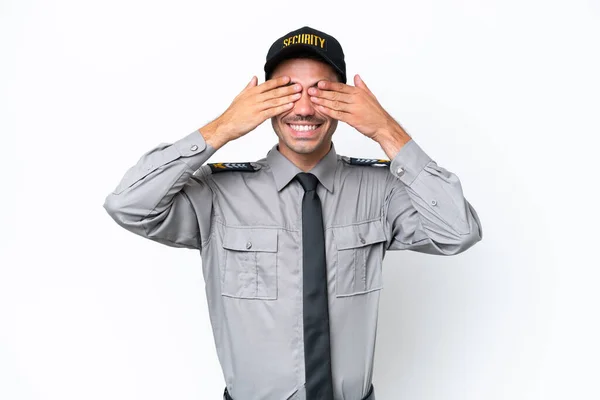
[354,74,375,97]
[317,80,355,94]
[261,101,295,119]
[245,76,258,89]
[307,87,353,103]
[314,104,351,122]
[262,92,302,110]
[257,75,291,93]
[258,83,302,102]
[234,76,258,100]
[309,96,352,112]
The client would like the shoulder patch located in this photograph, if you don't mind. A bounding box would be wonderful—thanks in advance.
[342,156,391,167]
[208,162,262,173]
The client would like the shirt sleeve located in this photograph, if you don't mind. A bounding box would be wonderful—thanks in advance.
[103,129,217,250]
[382,139,483,255]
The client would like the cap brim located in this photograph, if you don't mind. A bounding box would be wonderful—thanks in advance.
[264,44,346,83]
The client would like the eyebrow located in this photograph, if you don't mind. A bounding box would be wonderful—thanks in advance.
[288,80,322,88]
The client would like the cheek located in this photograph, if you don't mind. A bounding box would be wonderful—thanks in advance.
[314,110,333,125]
[271,117,283,135]
[323,115,336,128]
[272,115,284,127]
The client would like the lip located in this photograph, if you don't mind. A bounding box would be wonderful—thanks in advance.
[286,123,323,138]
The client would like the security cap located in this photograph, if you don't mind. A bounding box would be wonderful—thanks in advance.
[264,26,347,83]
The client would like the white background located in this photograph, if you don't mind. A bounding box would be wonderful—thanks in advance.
[1,0,599,399]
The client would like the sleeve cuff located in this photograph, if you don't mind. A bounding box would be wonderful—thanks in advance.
[389,139,433,185]
[172,129,218,170]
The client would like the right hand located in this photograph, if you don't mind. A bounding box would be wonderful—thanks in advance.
[202,76,302,148]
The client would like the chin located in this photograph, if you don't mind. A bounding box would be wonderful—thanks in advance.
[282,138,321,154]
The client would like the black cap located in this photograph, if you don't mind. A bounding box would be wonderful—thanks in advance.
[264,26,346,84]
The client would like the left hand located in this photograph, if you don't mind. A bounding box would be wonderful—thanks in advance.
[308,74,398,141]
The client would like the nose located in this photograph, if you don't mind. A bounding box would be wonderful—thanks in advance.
[292,88,315,116]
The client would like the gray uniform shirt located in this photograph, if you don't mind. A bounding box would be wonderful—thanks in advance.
[103,129,483,400]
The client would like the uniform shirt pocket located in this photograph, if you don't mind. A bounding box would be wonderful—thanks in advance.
[332,220,386,297]
[221,226,278,300]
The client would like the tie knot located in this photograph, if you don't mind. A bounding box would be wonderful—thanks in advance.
[295,172,318,192]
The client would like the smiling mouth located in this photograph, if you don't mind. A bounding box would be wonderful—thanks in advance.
[287,123,322,133]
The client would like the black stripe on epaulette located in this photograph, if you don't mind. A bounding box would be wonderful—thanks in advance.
[208,162,261,173]
[342,156,391,167]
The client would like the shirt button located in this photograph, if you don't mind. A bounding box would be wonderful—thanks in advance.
[190,144,199,151]
[430,199,437,206]
[396,167,405,176]
[359,236,366,244]
[246,242,252,249]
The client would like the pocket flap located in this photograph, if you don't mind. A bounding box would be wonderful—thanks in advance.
[223,226,278,252]
[333,220,386,250]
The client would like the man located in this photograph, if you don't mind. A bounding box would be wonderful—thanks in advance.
[104,26,483,400]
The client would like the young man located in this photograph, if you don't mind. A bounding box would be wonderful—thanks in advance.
[104,26,483,400]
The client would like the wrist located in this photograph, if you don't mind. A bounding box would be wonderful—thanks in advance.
[199,118,230,150]
[375,121,412,160]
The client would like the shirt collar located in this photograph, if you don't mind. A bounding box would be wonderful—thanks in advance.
[266,142,338,193]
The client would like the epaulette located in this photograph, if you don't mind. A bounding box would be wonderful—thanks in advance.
[341,156,391,167]
[208,162,262,173]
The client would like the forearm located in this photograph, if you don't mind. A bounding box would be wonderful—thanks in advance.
[199,117,231,150]
[384,139,483,254]
[375,120,412,160]
[103,129,217,247]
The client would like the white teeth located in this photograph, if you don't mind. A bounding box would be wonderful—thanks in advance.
[289,124,318,132]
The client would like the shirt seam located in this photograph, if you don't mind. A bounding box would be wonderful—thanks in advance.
[328,217,381,230]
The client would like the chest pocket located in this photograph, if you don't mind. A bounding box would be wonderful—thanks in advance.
[221,226,278,300]
[332,220,386,297]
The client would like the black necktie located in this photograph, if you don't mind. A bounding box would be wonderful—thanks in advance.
[295,172,334,400]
